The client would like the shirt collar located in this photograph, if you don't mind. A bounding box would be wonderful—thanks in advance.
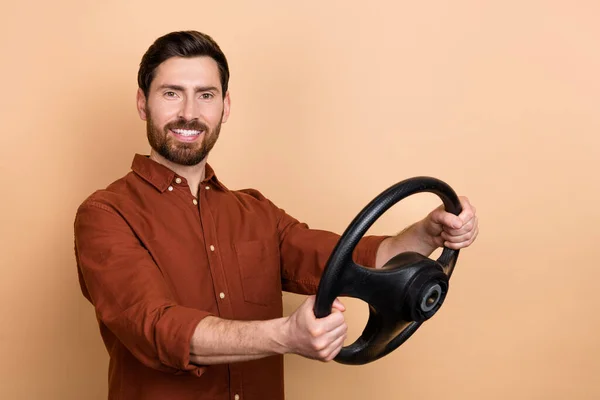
[131,154,228,193]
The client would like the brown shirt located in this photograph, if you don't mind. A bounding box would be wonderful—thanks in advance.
[74,154,388,400]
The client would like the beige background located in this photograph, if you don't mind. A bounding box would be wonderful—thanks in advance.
[1,1,599,399]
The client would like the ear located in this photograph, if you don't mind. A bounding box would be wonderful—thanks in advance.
[222,91,231,123]
[136,88,148,121]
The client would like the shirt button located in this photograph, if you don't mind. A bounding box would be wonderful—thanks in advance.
[219,292,225,299]
[205,185,210,190]
[234,395,240,400]
[193,199,198,205]
[210,245,215,251]
[167,186,173,191]
[175,177,182,184]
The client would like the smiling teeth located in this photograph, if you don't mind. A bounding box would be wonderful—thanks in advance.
[173,129,201,136]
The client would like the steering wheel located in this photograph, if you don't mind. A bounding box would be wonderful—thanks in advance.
[314,176,462,365]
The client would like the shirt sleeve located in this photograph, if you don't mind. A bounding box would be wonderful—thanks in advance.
[268,200,391,295]
[74,200,212,377]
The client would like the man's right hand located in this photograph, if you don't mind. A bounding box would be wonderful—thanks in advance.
[280,295,348,362]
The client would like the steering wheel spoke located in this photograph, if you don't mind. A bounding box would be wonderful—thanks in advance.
[337,304,419,365]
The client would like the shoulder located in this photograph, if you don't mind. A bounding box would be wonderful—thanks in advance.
[226,187,287,223]
[233,187,269,201]
[231,186,286,209]
[75,172,139,217]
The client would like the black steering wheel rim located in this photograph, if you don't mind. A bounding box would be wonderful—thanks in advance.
[314,176,463,365]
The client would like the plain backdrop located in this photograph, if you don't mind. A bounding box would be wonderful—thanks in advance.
[1,1,599,399]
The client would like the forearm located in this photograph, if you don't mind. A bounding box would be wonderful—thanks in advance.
[189,316,289,365]
[375,220,437,268]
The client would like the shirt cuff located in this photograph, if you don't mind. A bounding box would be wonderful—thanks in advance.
[353,235,391,268]
[155,306,213,376]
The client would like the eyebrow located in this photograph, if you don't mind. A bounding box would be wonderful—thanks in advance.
[157,84,220,93]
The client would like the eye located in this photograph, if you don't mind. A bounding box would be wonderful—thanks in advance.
[200,93,214,100]
[164,91,178,98]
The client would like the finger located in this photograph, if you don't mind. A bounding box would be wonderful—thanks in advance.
[444,225,479,249]
[458,209,474,225]
[322,332,348,361]
[311,321,347,355]
[313,297,345,322]
[461,197,475,213]
[458,200,475,225]
[443,223,478,246]
[319,324,347,355]
[319,309,346,332]
[458,196,471,209]
[443,215,477,236]
[441,230,473,244]
[430,208,463,229]
[332,297,346,312]
[322,319,348,339]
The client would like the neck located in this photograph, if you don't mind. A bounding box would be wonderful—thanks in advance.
[149,149,207,197]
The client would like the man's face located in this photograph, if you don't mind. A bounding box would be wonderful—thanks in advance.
[137,56,230,166]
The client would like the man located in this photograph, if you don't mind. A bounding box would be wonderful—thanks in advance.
[74,30,478,400]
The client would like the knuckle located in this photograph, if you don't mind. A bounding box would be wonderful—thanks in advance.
[312,339,326,351]
[308,327,322,338]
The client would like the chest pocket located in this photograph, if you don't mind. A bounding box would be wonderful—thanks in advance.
[234,239,282,306]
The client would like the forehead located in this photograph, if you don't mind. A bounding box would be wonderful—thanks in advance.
[151,56,221,91]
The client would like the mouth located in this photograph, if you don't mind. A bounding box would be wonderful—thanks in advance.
[170,128,205,143]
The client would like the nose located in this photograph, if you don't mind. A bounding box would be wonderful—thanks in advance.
[179,96,199,121]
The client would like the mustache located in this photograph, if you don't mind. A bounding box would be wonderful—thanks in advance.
[164,118,209,132]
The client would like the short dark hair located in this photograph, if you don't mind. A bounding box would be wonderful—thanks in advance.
[137,30,230,98]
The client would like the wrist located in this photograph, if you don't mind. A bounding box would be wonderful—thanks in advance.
[270,317,292,355]
[413,218,441,255]
[412,219,434,250]
[380,220,438,263]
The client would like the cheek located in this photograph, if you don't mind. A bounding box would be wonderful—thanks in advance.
[206,106,225,124]
[149,105,180,127]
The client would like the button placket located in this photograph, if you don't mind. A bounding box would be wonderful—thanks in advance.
[209,244,225,300]
[199,184,232,318]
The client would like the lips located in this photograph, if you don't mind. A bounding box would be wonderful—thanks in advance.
[170,128,205,142]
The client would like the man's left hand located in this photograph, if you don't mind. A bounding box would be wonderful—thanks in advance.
[423,196,478,250]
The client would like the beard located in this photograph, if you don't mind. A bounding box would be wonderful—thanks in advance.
[146,109,222,166]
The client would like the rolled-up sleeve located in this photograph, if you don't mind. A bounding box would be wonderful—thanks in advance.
[74,201,212,376]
